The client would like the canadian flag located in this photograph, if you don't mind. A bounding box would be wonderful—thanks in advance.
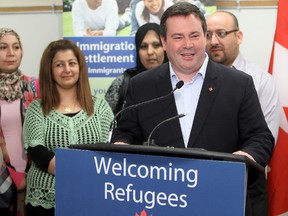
[267,0,288,215]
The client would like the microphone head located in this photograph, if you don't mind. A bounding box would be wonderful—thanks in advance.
[178,113,186,118]
[176,80,184,89]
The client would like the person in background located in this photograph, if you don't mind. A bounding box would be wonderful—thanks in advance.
[206,11,280,141]
[0,27,39,216]
[206,11,280,216]
[135,0,174,29]
[111,3,274,215]
[130,0,141,35]
[72,0,131,36]
[0,147,15,216]
[23,39,113,215]
[105,22,168,115]
[130,0,208,35]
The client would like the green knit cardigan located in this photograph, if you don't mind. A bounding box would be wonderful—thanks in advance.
[23,97,114,209]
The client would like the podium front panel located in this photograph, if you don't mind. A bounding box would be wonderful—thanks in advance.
[55,148,246,216]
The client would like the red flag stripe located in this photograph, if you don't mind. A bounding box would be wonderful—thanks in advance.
[268,128,288,215]
[273,0,288,49]
[268,0,288,215]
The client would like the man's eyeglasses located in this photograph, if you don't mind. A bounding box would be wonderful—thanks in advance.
[206,29,239,40]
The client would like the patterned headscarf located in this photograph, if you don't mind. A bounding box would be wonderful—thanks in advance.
[0,28,23,102]
[0,27,22,49]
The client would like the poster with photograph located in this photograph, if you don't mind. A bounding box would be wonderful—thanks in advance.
[63,0,217,98]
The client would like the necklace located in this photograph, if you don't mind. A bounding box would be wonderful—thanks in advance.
[65,105,72,112]
[61,101,76,112]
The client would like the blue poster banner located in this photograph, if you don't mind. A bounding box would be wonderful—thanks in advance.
[64,36,136,78]
[55,148,246,216]
[63,36,136,98]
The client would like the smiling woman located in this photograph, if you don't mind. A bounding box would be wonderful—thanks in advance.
[52,49,80,106]
[135,0,174,27]
[22,39,114,216]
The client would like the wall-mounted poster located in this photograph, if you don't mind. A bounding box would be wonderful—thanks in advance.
[63,0,217,98]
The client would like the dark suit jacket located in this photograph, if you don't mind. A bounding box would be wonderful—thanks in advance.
[112,60,273,216]
[112,60,274,167]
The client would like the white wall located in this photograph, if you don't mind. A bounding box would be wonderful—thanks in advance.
[1,13,63,77]
[0,0,62,77]
[225,7,277,71]
[0,1,278,76]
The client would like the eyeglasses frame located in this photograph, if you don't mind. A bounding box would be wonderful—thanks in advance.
[206,29,239,40]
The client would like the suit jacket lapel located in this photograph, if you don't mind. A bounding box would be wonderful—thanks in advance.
[188,60,220,148]
[155,63,172,97]
[155,64,185,148]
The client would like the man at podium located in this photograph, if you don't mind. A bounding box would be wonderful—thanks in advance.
[111,2,274,216]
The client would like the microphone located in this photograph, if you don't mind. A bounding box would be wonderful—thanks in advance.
[144,113,186,146]
[107,80,184,142]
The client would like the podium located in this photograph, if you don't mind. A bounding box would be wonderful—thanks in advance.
[55,143,264,216]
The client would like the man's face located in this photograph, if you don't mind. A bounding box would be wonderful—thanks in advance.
[206,12,242,67]
[161,14,206,76]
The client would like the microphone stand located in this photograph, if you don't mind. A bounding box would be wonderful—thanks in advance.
[144,114,186,146]
[107,80,184,143]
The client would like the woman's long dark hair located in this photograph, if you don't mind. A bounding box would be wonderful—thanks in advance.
[39,39,94,116]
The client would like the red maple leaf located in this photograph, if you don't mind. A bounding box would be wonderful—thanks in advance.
[135,209,152,216]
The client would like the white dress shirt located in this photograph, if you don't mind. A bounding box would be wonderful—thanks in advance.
[233,53,280,142]
[170,55,209,147]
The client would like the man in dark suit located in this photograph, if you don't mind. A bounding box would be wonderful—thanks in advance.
[111,2,274,215]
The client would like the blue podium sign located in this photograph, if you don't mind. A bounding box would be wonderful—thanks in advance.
[55,148,246,216]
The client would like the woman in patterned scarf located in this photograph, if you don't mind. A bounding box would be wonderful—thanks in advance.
[0,28,39,216]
